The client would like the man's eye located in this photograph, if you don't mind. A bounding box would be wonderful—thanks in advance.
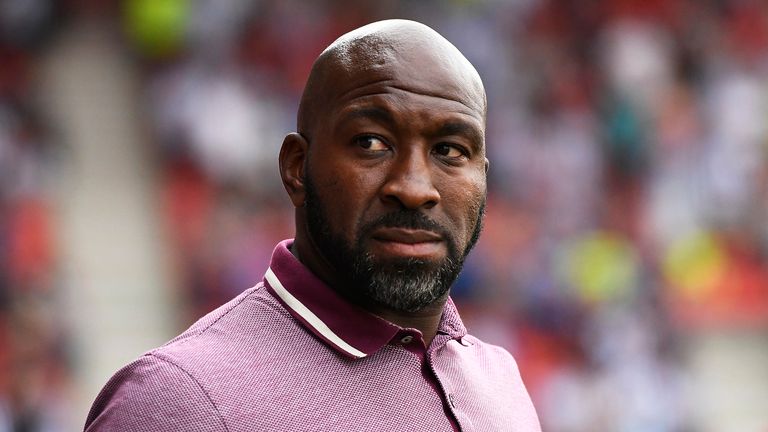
[434,143,466,158]
[354,135,388,151]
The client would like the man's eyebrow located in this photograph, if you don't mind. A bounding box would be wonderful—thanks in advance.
[338,106,396,126]
[434,121,484,149]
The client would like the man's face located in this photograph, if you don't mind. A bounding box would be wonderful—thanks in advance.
[300,44,487,312]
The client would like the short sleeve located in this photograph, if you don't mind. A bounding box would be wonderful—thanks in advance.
[84,354,227,432]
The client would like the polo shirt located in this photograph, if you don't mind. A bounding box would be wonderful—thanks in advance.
[85,239,541,431]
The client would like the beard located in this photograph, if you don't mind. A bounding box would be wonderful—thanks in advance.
[303,176,485,313]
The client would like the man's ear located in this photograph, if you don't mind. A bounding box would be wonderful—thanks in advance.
[279,132,309,208]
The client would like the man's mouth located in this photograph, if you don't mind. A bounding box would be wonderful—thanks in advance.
[369,227,446,259]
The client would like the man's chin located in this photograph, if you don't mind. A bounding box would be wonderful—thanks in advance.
[363,270,451,313]
[367,255,442,274]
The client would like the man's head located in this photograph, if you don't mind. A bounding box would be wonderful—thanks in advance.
[279,19,488,313]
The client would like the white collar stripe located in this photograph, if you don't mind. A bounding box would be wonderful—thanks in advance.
[265,268,367,358]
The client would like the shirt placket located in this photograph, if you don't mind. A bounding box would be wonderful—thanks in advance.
[425,335,464,432]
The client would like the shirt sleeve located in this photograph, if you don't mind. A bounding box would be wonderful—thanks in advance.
[84,353,227,432]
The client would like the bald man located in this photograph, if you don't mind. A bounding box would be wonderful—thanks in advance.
[85,20,541,432]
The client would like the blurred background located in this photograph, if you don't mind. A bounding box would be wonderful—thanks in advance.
[1,0,767,430]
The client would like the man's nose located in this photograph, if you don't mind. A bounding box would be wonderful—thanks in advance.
[380,151,440,210]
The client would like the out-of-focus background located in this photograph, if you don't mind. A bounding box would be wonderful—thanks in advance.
[1,0,767,430]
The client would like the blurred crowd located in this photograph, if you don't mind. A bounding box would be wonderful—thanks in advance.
[0,1,70,430]
[1,0,767,430]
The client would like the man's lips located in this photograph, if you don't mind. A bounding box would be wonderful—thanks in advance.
[369,227,445,258]
[371,227,443,243]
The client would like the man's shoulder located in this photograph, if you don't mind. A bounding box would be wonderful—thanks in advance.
[143,281,310,381]
[84,353,227,431]
[158,283,285,354]
[84,283,299,430]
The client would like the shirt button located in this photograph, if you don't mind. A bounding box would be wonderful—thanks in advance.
[400,335,414,344]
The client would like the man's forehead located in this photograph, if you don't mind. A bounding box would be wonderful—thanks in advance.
[334,88,486,137]
[337,94,482,122]
[299,19,486,134]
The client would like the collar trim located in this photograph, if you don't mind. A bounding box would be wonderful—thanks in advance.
[265,267,367,359]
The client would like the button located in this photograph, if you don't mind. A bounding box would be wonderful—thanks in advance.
[400,335,414,344]
[448,393,457,408]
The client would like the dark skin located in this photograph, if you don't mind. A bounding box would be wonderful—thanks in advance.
[279,20,488,346]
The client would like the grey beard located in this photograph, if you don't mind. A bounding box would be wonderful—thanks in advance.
[351,253,459,313]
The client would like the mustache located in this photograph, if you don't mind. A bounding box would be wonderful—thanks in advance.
[360,210,451,240]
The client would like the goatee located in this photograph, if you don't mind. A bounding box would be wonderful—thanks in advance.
[303,176,484,312]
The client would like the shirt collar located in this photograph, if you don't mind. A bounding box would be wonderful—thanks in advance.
[263,239,467,359]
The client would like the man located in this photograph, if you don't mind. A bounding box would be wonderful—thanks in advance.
[85,19,541,431]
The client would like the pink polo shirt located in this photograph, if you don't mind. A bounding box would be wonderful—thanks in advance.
[85,240,541,431]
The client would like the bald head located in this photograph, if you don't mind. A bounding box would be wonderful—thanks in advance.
[298,19,486,137]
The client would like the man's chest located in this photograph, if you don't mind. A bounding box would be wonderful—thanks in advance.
[193,343,529,432]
